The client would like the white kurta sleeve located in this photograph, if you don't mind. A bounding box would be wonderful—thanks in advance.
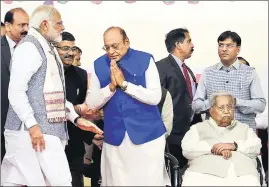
[181,125,212,159]
[65,101,79,124]
[85,62,116,110]
[161,91,173,137]
[124,58,162,105]
[237,128,262,159]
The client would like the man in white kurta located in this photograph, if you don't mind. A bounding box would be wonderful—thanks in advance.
[181,91,262,186]
[86,27,167,186]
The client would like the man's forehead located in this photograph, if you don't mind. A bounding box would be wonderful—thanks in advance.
[51,11,62,21]
[219,38,235,44]
[184,32,191,39]
[13,10,29,23]
[58,40,75,46]
[215,95,232,103]
[104,29,122,44]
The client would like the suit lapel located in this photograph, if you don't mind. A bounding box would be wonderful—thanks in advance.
[168,54,191,99]
[1,36,11,74]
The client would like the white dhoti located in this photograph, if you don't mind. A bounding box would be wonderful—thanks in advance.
[1,125,72,186]
[101,132,169,186]
[181,163,260,186]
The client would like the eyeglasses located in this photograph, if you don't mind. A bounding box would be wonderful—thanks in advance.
[102,41,123,52]
[214,104,234,112]
[218,43,237,49]
[56,46,78,52]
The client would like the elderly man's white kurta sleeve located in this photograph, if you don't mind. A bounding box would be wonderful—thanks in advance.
[181,125,212,159]
[237,128,262,159]
[86,58,162,109]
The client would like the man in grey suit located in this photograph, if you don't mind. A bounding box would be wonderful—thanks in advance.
[1,8,29,162]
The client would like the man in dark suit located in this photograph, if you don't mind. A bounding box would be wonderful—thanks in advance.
[1,8,29,162]
[56,31,103,187]
[156,28,202,170]
[1,22,6,37]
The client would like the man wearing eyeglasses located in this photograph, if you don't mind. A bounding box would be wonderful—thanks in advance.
[192,31,266,130]
[85,26,166,186]
[56,31,103,187]
[182,91,261,186]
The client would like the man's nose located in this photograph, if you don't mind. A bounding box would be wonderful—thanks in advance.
[68,50,74,55]
[223,107,229,113]
[24,24,29,31]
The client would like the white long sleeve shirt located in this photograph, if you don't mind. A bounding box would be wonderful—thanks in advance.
[86,58,162,109]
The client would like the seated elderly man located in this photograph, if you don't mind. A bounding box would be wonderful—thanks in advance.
[181,91,262,186]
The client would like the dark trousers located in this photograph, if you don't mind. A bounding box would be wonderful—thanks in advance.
[83,145,102,187]
[257,129,268,173]
[1,134,6,162]
[68,156,84,187]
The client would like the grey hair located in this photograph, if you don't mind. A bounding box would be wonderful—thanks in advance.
[30,5,58,29]
[209,91,235,107]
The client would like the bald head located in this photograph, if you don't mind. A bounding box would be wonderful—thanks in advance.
[103,26,130,62]
[103,26,128,41]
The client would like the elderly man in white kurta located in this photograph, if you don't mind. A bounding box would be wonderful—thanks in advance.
[181,91,262,186]
[86,26,167,186]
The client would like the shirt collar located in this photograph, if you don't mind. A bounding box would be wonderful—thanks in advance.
[6,34,17,49]
[171,54,184,67]
[217,58,241,70]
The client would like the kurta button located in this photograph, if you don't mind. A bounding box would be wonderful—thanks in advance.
[226,81,229,83]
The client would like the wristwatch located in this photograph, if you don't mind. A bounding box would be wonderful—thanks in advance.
[120,81,128,91]
[74,116,81,126]
[233,141,238,151]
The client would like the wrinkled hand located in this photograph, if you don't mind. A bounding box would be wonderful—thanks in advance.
[29,125,45,152]
[211,143,234,155]
[221,150,232,160]
[111,60,125,87]
[77,118,103,134]
[93,134,104,150]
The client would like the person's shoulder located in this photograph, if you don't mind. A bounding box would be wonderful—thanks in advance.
[74,65,87,74]
[234,120,251,129]
[155,56,170,69]
[205,63,219,71]
[1,35,7,45]
[240,63,255,71]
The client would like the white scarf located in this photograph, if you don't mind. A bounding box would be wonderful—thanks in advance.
[27,28,66,123]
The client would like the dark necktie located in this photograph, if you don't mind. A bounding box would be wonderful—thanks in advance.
[182,63,193,100]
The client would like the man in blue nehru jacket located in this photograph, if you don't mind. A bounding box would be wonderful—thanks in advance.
[86,26,167,186]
